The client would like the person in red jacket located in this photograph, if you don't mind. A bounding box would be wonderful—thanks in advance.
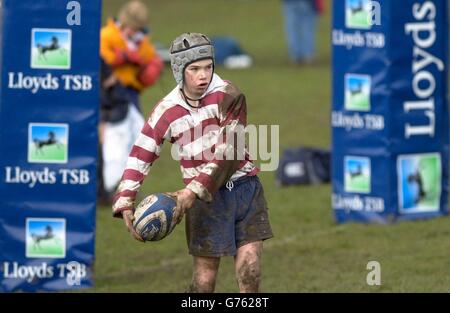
[98,1,163,203]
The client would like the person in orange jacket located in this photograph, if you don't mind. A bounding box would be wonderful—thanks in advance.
[99,1,163,203]
[100,0,163,112]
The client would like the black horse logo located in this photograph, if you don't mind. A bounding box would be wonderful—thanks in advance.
[407,169,427,204]
[31,225,55,249]
[349,164,363,179]
[36,36,65,60]
[33,131,63,155]
[350,0,364,15]
[349,82,363,96]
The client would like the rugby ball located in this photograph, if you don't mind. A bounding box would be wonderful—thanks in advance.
[133,193,177,241]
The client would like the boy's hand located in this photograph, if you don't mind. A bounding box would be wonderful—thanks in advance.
[170,189,197,225]
[122,209,145,242]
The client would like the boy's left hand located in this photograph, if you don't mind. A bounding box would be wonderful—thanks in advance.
[169,189,197,224]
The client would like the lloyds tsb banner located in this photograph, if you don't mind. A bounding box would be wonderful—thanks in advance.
[332,0,449,223]
[0,0,101,291]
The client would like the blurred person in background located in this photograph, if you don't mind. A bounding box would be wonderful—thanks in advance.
[282,0,325,64]
[98,0,163,203]
[112,32,273,292]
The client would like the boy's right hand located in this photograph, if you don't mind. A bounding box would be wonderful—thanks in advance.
[122,209,145,242]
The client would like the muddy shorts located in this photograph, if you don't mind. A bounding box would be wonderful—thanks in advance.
[185,175,273,257]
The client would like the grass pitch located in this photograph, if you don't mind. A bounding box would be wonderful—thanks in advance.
[92,0,450,292]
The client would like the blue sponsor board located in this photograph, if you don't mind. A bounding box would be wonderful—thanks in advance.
[0,0,101,291]
[332,0,449,223]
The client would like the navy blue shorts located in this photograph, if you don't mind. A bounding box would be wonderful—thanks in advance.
[185,175,273,257]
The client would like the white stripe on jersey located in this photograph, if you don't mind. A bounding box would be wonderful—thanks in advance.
[134,133,162,155]
[181,164,207,179]
[125,156,152,175]
[177,129,220,159]
[170,104,219,138]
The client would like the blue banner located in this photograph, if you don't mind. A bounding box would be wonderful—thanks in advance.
[332,0,449,223]
[0,0,101,291]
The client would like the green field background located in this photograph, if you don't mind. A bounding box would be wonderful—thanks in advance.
[418,156,441,208]
[346,10,371,28]
[90,0,450,292]
[346,92,370,111]
[27,239,64,258]
[32,49,69,68]
[346,174,370,193]
[29,144,67,162]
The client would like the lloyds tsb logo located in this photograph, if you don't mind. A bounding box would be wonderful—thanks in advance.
[31,28,71,69]
[403,1,444,138]
[28,123,69,164]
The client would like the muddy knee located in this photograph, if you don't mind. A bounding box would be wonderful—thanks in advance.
[188,257,220,293]
[188,272,217,293]
[236,259,261,292]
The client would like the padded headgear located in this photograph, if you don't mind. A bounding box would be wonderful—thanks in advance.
[169,32,215,85]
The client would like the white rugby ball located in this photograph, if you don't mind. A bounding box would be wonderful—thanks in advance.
[133,193,177,241]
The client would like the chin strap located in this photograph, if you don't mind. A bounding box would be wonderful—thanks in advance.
[180,88,202,108]
[180,79,212,108]
[181,88,203,102]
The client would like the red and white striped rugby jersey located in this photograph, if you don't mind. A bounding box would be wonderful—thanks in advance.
[112,74,259,217]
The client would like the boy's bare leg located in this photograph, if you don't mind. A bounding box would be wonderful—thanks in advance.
[234,241,263,293]
[188,256,220,293]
